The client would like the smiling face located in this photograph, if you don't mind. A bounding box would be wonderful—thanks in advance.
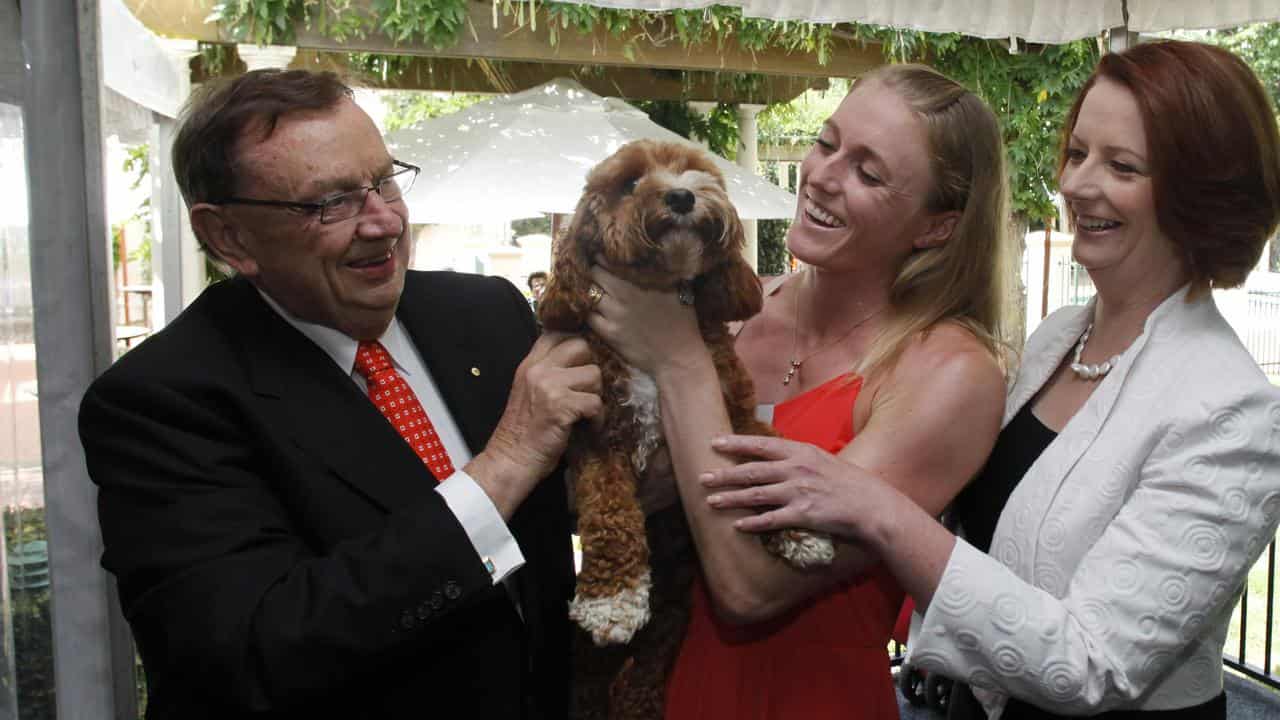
[787,80,955,274]
[1059,77,1185,287]
[201,98,411,340]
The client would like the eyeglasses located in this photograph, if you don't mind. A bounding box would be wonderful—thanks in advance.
[214,160,420,224]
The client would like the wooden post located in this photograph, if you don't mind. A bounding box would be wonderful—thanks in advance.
[117,225,130,325]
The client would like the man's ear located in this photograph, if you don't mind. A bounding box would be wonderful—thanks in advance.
[914,210,961,250]
[190,203,259,277]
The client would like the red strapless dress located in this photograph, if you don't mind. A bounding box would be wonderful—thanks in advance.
[664,374,903,720]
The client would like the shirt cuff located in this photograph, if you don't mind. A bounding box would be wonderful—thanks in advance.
[435,470,525,583]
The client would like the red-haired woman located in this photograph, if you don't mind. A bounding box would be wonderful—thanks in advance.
[704,40,1280,720]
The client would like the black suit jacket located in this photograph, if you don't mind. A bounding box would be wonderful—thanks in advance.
[79,271,573,719]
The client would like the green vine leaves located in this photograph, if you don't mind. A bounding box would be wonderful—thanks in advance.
[206,1,1102,223]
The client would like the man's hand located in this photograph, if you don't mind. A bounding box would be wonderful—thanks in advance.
[466,333,602,519]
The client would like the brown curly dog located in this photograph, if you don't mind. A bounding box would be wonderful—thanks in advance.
[539,139,833,720]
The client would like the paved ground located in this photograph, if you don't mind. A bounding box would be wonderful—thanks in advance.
[894,669,1280,720]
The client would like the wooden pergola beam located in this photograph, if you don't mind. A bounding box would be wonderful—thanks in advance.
[280,52,830,104]
[125,0,880,79]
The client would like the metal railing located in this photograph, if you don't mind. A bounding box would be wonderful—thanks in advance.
[1224,538,1280,690]
[1242,291,1280,374]
[1055,257,1096,307]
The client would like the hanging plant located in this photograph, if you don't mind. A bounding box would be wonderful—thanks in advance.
[370,0,470,49]
[207,0,305,45]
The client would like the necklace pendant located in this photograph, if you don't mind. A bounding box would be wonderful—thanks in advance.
[782,360,801,386]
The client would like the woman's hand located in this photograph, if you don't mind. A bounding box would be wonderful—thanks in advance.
[587,265,707,377]
[701,434,900,545]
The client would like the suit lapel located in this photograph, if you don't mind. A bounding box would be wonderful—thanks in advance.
[231,279,433,513]
[994,288,1194,583]
[396,275,510,455]
[1005,303,1092,426]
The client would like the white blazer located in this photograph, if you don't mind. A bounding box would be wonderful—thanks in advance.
[908,286,1280,718]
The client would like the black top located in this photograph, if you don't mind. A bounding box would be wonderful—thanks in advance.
[951,401,1057,553]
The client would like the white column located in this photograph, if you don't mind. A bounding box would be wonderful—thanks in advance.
[153,39,199,323]
[236,43,297,71]
[737,103,765,272]
[23,0,138,716]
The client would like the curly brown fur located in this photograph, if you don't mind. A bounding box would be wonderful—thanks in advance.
[541,140,832,719]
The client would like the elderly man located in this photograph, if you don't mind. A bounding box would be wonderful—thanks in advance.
[78,70,600,718]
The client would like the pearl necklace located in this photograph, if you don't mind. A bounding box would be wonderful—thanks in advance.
[1069,324,1122,380]
[782,278,884,386]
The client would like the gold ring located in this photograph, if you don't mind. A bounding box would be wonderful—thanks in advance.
[587,284,605,308]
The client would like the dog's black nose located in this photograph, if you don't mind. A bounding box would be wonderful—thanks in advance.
[664,189,696,214]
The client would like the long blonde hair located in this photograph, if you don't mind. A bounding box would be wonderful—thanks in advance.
[852,64,1012,379]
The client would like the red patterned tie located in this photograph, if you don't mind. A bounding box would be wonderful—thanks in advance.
[353,341,455,481]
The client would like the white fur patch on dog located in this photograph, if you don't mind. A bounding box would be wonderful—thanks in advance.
[773,531,836,568]
[569,570,652,646]
[619,368,664,473]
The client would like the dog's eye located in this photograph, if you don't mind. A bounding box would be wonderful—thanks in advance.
[621,178,639,195]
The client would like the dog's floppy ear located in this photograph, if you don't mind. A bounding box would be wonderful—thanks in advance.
[538,194,602,331]
[695,253,763,324]
[694,208,762,323]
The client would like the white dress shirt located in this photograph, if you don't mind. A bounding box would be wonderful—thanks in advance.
[257,290,525,585]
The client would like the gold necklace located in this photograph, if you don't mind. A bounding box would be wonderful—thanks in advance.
[782,279,885,386]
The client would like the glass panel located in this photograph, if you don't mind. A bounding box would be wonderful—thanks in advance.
[0,102,54,719]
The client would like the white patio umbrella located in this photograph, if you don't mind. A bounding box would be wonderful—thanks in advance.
[385,78,797,224]
[556,1,1280,44]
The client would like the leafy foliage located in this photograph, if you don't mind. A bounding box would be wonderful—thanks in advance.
[210,2,1101,224]
[380,91,488,131]
[530,4,837,63]
[198,42,234,77]
[927,38,1099,224]
[757,79,848,147]
[371,0,469,49]
[5,507,54,720]
[208,0,304,45]
[511,216,551,237]
[1204,23,1280,114]
[631,100,739,159]
[347,52,418,84]
[757,218,790,275]
[114,145,154,279]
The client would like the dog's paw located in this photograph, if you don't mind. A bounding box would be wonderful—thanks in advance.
[763,529,835,569]
[569,572,651,646]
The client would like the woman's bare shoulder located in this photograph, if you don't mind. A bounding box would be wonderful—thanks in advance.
[894,322,1006,403]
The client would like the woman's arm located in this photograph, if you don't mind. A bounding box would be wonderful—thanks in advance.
[710,382,1280,713]
[588,270,1005,623]
[703,435,960,611]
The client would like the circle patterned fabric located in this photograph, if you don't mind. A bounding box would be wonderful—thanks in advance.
[353,341,455,481]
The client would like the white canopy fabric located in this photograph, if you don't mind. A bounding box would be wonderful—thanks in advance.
[385,78,798,224]
[104,0,186,118]
[555,1,1280,44]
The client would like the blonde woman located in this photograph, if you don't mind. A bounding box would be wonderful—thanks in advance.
[589,64,1012,719]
